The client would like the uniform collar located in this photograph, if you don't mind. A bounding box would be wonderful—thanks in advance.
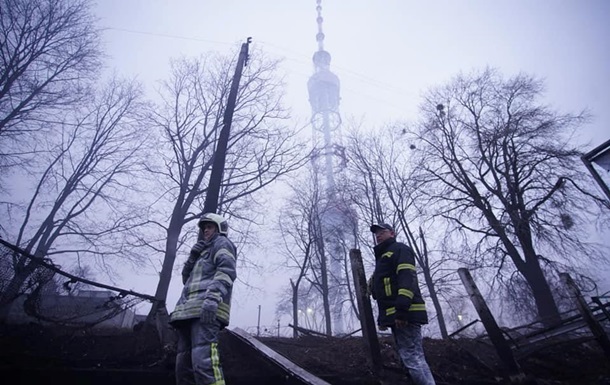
[373,237,396,257]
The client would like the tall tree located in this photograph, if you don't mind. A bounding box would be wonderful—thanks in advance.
[0,76,149,317]
[145,51,308,316]
[411,68,608,326]
[344,126,451,338]
[277,178,316,337]
[277,168,362,336]
[0,0,101,144]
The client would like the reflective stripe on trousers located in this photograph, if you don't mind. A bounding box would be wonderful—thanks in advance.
[392,323,436,385]
[175,319,225,385]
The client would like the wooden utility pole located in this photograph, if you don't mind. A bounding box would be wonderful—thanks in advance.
[349,249,382,376]
[148,38,252,337]
[257,304,261,337]
[458,268,525,381]
[202,37,252,215]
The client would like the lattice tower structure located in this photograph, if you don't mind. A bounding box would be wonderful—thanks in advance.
[306,0,356,335]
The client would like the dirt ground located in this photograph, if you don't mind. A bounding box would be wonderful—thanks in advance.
[259,333,610,385]
[2,323,610,384]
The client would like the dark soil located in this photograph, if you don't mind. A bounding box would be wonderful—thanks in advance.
[260,333,610,385]
[1,323,609,384]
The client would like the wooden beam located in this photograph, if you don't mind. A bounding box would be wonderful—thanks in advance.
[560,273,610,359]
[349,249,382,375]
[288,323,329,338]
[458,268,525,380]
[227,327,332,385]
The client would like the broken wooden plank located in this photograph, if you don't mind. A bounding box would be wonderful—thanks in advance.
[560,272,610,359]
[227,327,332,385]
[288,323,329,338]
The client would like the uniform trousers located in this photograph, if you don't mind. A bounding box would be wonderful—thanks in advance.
[392,323,436,385]
[174,319,225,385]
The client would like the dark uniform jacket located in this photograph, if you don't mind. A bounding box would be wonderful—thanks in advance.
[371,237,428,327]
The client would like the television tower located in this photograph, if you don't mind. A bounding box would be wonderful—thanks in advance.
[307,0,354,335]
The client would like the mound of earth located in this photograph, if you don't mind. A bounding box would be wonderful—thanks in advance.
[259,333,610,385]
[1,323,609,384]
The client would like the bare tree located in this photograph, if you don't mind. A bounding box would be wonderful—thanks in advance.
[0,0,101,144]
[277,179,315,337]
[411,68,608,326]
[275,168,362,336]
[144,50,309,316]
[344,126,452,338]
[0,76,150,318]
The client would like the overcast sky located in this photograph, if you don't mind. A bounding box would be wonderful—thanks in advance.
[94,0,610,333]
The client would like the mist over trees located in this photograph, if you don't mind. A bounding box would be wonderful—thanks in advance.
[277,173,327,336]
[0,0,148,318]
[277,168,361,336]
[342,127,453,338]
[276,68,609,336]
[0,0,311,322]
[142,52,309,313]
[408,68,609,326]
[0,0,101,169]
[0,76,150,318]
[1,0,608,338]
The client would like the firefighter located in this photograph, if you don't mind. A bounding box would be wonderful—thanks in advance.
[170,213,237,385]
[369,223,436,385]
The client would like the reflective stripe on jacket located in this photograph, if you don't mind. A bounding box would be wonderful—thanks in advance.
[170,235,237,327]
[372,237,428,327]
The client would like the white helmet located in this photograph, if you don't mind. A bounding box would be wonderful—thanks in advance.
[198,212,229,235]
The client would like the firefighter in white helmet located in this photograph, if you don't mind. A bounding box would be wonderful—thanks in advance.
[170,212,237,385]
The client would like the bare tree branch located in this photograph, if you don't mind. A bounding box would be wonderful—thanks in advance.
[413,68,609,325]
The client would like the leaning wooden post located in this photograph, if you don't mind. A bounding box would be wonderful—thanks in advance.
[458,268,525,380]
[349,249,382,375]
[560,272,610,359]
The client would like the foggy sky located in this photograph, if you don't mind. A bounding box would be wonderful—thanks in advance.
[94,0,610,333]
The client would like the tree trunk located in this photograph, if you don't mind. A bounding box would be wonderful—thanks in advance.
[0,247,43,321]
[521,254,561,325]
[0,267,31,320]
[319,248,333,336]
[513,217,562,326]
[422,269,448,339]
[149,220,182,317]
[488,205,562,326]
[291,279,299,338]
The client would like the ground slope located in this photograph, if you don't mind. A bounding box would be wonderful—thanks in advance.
[1,324,609,384]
